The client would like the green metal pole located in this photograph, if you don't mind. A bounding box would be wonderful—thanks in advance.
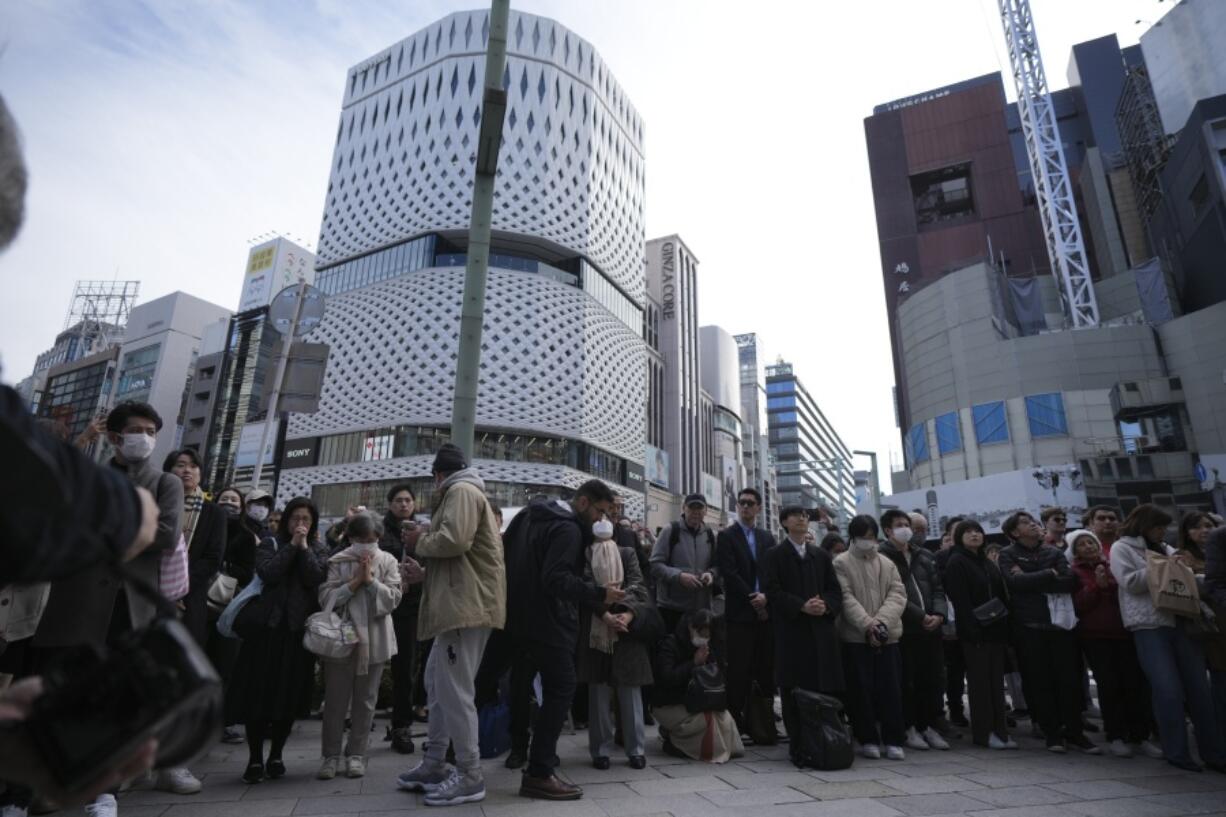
[450,0,509,461]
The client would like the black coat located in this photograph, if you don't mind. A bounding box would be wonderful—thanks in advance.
[763,540,844,692]
[253,535,329,631]
[504,498,605,650]
[879,542,948,637]
[716,523,777,624]
[943,545,1010,644]
[222,515,259,588]
[181,501,225,646]
[998,542,1077,629]
[1206,528,1226,610]
[576,545,654,687]
[653,612,727,707]
[379,511,423,617]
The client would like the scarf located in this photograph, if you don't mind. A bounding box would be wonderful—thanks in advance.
[182,487,204,549]
[588,539,624,654]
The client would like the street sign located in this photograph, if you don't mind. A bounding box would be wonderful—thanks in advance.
[268,284,326,337]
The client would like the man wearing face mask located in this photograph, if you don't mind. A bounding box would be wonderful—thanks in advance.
[879,510,950,752]
[908,513,930,552]
[244,490,275,536]
[500,479,625,801]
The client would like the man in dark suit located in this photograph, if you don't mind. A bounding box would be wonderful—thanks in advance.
[716,487,778,739]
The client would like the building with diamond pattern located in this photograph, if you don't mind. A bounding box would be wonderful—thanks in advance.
[276,9,648,518]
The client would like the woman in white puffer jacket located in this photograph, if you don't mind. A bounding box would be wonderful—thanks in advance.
[1111,504,1224,773]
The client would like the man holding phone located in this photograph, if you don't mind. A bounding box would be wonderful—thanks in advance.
[649,494,720,634]
[379,484,424,755]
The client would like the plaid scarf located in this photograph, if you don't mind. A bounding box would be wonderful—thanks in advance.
[182,487,204,548]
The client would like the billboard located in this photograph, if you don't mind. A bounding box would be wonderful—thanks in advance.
[880,464,1087,536]
[645,444,670,488]
[235,420,277,468]
[239,238,317,312]
[281,437,319,469]
[721,455,738,512]
[702,472,722,510]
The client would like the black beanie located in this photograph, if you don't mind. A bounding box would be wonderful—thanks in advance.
[432,443,468,474]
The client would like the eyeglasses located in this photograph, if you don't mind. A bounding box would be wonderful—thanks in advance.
[737,500,758,507]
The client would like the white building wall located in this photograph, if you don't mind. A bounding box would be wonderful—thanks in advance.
[1140,0,1226,135]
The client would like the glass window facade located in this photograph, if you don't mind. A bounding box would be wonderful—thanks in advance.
[908,423,929,463]
[39,358,113,439]
[972,401,1009,445]
[114,344,161,404]
[1025,393,1069,438]
[315,234,438,295]
[935,412,962,454]
[312,478,564,519]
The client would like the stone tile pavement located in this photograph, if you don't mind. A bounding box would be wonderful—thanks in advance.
[58,718,1226,817]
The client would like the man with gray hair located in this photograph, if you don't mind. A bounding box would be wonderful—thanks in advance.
[909,512,930,551]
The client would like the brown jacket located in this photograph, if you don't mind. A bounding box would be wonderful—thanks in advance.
[415,469,506,640]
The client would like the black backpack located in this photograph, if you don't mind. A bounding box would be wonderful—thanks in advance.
[791,689,854,770]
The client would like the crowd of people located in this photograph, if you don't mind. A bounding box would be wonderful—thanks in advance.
[3,402,1226,813]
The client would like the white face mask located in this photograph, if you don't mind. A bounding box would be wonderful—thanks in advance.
[593,519,615,540]
[247,505,270,523]
[119,432,156,462]
[351,540,378,553]
[852,537,878,554]
[891,526,912,545]
[691,635,709,648]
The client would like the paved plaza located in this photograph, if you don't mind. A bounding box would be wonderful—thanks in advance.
[70,717,1226,817]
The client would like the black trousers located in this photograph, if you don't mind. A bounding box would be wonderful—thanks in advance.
[900,633,944,732]
[515,637,575,779]
[962,641,1008,746]
[1081,636,1151,743]
[660,606,685,637]
[389,609,420,728]
[843,643,905,747]
[475,628,537,752]
[944,638,966,716]
[1013,626,1083,742]
[726,618,776,733]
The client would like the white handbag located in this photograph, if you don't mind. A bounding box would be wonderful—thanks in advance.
[302,595,359,659]
[1046,593,1078,631]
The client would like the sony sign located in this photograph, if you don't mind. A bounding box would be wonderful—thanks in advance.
[660,241,676,320]
[280,437,319,469]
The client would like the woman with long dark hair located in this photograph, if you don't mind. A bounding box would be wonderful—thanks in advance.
[1112,504,1225,772]
[226,496,329,783]
[942,520,1015,750]
[211,486,259,744]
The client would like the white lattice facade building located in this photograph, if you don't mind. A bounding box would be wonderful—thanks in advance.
[280,10,647,518]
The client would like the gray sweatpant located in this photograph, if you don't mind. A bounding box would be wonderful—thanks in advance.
[424,626,491,775]
[589,682,645,759]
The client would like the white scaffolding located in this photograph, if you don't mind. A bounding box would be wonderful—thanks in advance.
[63,279,140,352]
[999,0,1100,328]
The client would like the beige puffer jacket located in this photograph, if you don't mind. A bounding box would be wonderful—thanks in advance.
[415,469,507,640]
[833,545,908,644]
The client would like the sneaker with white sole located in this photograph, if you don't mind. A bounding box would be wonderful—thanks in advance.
[346,756,366,778]
[885,745,906,760]
[905,727,929,751]
[1134,740,1164,759]
[860,743,881,759]
[423,771,486,807]
[84,794,117,817]
[155,767,202,795]
[1,805,29,817]
[1108,739,1134,758]
[317,756,340,780]
[398,761,453,792]
[922,727,950,750]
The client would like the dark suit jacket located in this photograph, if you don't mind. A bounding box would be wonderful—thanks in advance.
[181,501,225,646]
[716,523,777,623]
[763,540,844,692]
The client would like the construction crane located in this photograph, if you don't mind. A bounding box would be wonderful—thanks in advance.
[998,0,1100,328]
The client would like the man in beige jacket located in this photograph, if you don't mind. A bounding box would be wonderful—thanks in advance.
[834,514,908,760]
[396,444,505,806]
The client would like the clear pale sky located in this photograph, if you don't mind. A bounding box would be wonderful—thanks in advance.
[0,0,1163,473]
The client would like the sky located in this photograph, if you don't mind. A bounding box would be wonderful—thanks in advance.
[0,0,1165,477]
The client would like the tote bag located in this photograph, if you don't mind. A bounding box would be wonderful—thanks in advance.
[1146,552,1200,617]
[159,534,190,602]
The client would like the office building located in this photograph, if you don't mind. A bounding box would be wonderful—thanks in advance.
[699,325,742,517]
[765,361,855,524]
[36,346,120,440]
[112,292,232,467]
[238,236,316,312]
[1138,0,1226,138]
[277,9,647,518]
[735,332,779,529]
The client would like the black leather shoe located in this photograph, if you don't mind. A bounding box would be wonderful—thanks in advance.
[265,758,286,779]
[242,762,265,784]
[505,750,527,770]
[390,726,415,754]
[592,756,610,770]
[628,755,647,770]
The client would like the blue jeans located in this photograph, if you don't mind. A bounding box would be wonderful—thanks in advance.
[1133,626,1225,766]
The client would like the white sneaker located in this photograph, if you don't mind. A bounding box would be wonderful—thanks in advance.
[922,727,950,750]
[1002,736,1019,750]
[397,761,454,792]
[346,755,366,778]
[988,734,1007,750]
[155,767,202,795]
[84,794,117,817]
[1132,736,1162,755]
[1108,739,1134,758]
[317,755,340,780]
[1,804,29,817]
[885,745,906,760]
[860,743,881,759]
[905,727,930,751]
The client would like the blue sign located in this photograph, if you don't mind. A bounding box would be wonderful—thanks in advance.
[1194,462,1208,483]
